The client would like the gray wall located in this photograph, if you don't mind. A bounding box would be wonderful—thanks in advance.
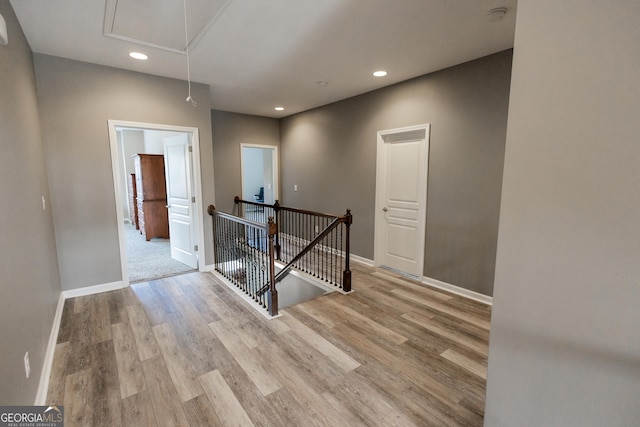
[0,0,61,404]
[485,1,640,425]
[280,51,512,296]
[211,110,280,213]
[34,54,215,290]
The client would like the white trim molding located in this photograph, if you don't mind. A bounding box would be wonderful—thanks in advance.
[421,276,493,306]
[350,254,374,267]
[62,281,125,299]
[34,293,65,405]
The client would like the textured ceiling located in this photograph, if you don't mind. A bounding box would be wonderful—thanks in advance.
[11,0,517,118]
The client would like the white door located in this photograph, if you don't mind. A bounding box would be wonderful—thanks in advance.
[374,125,430,277]
[164,134,198,269]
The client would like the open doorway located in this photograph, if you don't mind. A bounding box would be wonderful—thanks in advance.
[108,120,206,285]
[241,144,278,205]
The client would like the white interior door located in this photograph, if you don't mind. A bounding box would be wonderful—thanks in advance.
[375,125,430,277]
[164,134,198,269]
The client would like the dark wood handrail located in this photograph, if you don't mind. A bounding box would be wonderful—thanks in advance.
[208,204,266,230]
[234,196,341,219]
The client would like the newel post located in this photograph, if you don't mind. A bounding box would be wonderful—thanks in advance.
[342,209,352,293]
[273,200,282,260]
[233,196,241,216]
[267,216,279,316]
[208,205,219,265]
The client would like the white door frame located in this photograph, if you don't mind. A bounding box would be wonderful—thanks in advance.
[374,123,430,277]
[240,143,279,203]
[107,120,206,286]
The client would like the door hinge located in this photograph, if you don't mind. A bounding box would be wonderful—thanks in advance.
[188,145,193,153]
[194,245,198,252]
[191,196,196,203]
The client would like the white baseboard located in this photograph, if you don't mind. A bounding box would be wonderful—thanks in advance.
[203,263,216,272]
[350,254,374,267]
[34,293,65,405]
[421,276,493,306]
[61,280,125,299]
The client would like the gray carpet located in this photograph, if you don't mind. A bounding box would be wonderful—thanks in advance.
[125,223,195,283]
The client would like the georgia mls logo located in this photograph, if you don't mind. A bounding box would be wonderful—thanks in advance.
[0,405,64,427]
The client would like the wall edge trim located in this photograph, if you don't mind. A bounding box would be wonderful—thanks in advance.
[421,276,493,305]
[62,280,125,299]
[351,254,374,266]
[34,292,65,405]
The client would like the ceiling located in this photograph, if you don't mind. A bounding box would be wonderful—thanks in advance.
[10,0,517,118]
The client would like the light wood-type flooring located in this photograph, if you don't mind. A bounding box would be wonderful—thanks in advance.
[47,262,491,426]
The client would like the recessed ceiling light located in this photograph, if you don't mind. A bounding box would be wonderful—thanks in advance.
[373,70,388,77]
[275,107,284,111]
[129,52,148,60]
[486,7,508,22]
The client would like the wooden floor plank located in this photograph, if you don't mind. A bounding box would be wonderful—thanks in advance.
[182,394,224,427]
[111,322,146,399]
[372,270,454,302]
[167,312,220,377]
[391,288,491,330]
[279,310,361,373]
[64,370,93,426]
[56,299,75,344]
[322,295,409,345]
[121,391,158,427]
[90,340,123,426]
[440,349,488,380]
[402,311,488,356]
[152,322,203,402]
[252,343,354,427]
[107,289,128,325]
[293,300,338,328]
[90,293,113,344]
[125,303,161,361]
[198,369,255,427]
[46,341,69,405]
[141,355,190,426]
[209,320,283,396]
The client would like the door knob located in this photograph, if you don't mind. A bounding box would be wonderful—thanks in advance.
[382,207,388,212]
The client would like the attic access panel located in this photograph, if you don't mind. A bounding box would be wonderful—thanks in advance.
[104,0,232,52]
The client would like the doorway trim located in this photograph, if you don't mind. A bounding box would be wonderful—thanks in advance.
[240,143,279,203]
[374,123,430,278]
[107,120,206,286]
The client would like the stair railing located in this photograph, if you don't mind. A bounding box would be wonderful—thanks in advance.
[234,197,352,293]
[207,205,279,316]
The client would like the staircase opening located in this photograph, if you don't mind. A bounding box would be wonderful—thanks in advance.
[208,198,352,317]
